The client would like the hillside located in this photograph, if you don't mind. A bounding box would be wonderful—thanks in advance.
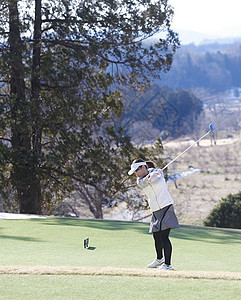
[73,132,241,226]
[155,40,241,92]
[163,134,241,225]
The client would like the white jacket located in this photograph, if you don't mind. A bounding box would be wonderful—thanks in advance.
[137,168,174,212]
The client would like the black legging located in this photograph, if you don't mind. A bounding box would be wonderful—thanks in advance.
[153,228,172,265]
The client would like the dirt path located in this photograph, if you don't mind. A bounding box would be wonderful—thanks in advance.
[0,266,240,280]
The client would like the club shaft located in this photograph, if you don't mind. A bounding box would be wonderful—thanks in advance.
[162,130,211,171]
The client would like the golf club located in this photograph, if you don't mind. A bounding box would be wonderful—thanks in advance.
[162,123,216,171]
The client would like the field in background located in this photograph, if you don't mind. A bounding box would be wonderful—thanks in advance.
[165,134,241,225]
[0,218,241,299]
[56,132,241,225]
[102,133,241,225]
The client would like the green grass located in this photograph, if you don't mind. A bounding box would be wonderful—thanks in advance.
[1,275,241,300]
[0,218,241,271]
[0,218,241,299]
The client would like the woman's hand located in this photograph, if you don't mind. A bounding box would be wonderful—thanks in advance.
[147,169,163,183]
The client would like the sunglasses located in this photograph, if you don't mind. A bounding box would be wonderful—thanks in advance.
[135,166,142,172]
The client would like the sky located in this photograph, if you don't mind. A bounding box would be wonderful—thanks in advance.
[168,0,241,43]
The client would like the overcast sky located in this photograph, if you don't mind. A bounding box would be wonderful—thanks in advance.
[169,0,241,38]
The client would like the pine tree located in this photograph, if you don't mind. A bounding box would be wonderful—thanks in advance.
[0,0,179,215]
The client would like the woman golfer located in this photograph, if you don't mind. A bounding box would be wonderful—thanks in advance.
[128,158,179,270]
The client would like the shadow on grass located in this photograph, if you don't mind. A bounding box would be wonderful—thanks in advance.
[171,225,241,245]
[35,218,150,234]
[86,247,96,250]
[30,218,241,244]
[0,235,43,242]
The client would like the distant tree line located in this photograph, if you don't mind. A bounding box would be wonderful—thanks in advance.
[157,42,241,92]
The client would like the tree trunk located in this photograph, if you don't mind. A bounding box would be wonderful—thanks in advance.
[80,187,104,219]
[8,0,41,214]
[30,0,43,213]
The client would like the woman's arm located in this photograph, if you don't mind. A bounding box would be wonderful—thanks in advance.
[147,169,163,183]
[138,169,163,187]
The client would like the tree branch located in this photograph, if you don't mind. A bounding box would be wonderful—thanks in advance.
[0,136,11,142]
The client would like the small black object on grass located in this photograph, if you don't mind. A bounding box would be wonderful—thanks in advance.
[84,238,89,249]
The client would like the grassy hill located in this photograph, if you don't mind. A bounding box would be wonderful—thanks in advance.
[0,218,241,299]
[165,135,241,225]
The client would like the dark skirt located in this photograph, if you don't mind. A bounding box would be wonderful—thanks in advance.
[149,204,179,233]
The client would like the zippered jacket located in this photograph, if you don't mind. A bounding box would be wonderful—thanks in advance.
[137,168,174,212]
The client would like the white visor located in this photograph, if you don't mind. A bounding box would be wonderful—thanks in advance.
[128,162,146,175]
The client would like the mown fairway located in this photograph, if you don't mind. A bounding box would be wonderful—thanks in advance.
[0,218,241,299]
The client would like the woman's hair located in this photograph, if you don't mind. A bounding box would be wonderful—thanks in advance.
[132,158,145,164]
[146,161,156,168]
